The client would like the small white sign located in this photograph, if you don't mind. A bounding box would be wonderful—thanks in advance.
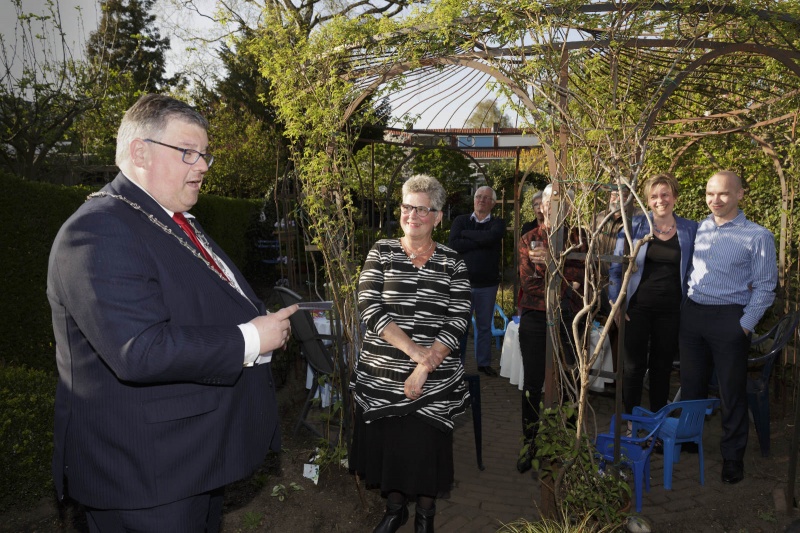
[303,463,320,485]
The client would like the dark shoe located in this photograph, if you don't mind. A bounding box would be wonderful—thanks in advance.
[414,503,435,533]
[517,439,536,474]
[517,451,533,474]
[682,442,699,454]
[478,366,498,377]
[373,500,409,533]
[722,459,744,484]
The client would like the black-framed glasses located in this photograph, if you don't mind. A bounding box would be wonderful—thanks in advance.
[400,203,438,217]
[144,139,214,168]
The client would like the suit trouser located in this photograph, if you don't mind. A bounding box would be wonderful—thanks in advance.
[85,487,224,533]
[679,299,750,461]
[458,284,499,367]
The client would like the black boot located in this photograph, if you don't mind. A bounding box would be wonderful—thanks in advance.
[414,503,435,533]
[519,391,539,475]
[521,387,541,438]
[516,438,534,474]
[373,499,409,533]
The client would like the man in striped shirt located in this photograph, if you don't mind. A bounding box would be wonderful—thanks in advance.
[679,170,777,485]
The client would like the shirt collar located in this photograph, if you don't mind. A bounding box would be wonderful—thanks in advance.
[124,172,195,220]
[471,212,492,223]
[708,209,745,228]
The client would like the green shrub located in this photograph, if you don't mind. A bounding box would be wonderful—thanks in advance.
[0,365,56,512]
[496,284,517,319]
[189,194,262,270]
[0,173,262,372]
[0,173,262,513]
[0,174,90,372]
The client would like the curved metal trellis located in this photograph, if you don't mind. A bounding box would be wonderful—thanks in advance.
[325,1,800,513]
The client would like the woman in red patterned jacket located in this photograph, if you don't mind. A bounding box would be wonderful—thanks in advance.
[515,184,586,473]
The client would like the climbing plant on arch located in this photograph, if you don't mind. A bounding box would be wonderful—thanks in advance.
[250,1,800,499]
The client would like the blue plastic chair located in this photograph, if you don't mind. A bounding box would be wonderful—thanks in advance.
[595,412,666,513]
[472,303,509,350]
[632,398,720,490]
[746,311,799,457]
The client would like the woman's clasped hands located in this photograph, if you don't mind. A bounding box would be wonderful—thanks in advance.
[404,344,448,399]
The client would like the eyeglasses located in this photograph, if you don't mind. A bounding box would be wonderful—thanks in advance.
[400,204,438,217]
[144,139,214,168]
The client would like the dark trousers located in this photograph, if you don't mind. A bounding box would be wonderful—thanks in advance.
[518,310,547,440]
[623,302,680,413]
[518,309,577,440]
[679,300,750,461]
[85,488,224,533]
[458,285,499,367]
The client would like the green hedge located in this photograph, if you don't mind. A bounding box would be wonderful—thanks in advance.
[0,172,265,513]
[191,193,263,273]
[0,365,56,512]
[0,174,89,373]
[0,173,261,373]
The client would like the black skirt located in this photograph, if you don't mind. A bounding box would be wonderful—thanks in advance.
[350,404,454,499]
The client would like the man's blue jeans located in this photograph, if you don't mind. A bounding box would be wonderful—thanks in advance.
[459,284,499,367]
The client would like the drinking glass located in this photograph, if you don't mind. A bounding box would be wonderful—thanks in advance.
[529,240,545,277]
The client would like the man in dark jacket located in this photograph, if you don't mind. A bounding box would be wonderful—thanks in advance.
[47,94,297,531]
[448,186,506,376]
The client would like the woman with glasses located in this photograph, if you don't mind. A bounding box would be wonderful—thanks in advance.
[351,174,471,533]
[520,190,545,236]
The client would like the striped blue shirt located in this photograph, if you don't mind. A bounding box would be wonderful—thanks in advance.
[687,210,777,332]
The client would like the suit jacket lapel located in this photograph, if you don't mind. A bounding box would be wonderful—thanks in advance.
[189,217,265,311]
[105,173,264,314]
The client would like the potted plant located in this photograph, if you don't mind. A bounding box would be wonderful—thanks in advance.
[531,403,632,530]
[498,513,618,533]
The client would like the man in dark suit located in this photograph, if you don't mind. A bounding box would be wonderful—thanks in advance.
[47,94,297,532]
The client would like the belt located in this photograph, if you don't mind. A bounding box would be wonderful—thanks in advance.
[687,299,744,311]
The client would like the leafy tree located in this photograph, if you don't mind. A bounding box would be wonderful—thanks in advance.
[203,103,286,199]
[483,160,515,196]
[68,0,180,170]
[0,0,102,181]
[202,36,279,124]
[166,0,424,40]
[69,72,141,168]
[191,34,286,199]
[465,99,512,129]
[411,145,474,214]
[86,0,176,93]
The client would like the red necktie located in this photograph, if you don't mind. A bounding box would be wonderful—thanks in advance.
[172,212,229,281]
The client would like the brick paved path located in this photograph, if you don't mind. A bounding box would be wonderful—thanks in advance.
[390,342,799,532]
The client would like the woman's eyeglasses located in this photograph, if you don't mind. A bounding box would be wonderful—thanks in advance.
[400,204,438,217]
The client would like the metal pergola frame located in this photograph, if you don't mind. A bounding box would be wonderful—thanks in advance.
[295,2,800,513]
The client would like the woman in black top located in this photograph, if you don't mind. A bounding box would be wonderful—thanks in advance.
[609,174,698,414]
